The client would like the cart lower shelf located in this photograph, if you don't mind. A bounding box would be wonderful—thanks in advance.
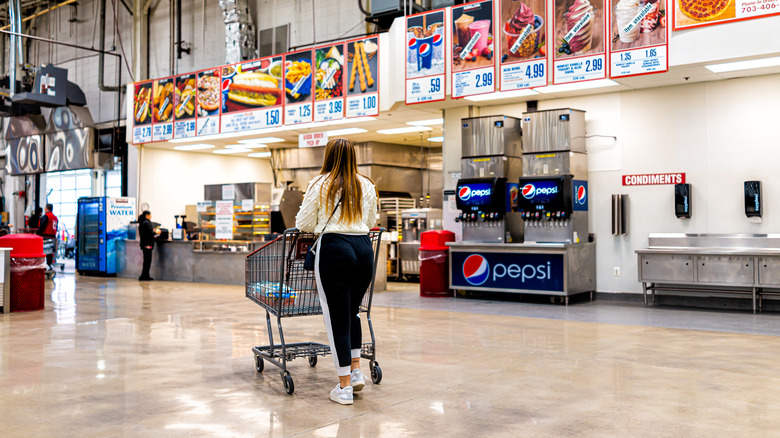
[252,341,382,394]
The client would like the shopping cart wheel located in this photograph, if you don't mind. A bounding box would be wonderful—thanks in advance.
[282,373,294,394]
[308,355,318,367]
[255,355,264,373]
[370,362,382,384]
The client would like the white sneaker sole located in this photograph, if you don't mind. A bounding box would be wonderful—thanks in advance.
[351,379,365,392]
[330,394,353,405]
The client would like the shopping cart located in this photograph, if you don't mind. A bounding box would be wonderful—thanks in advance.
[43,237,64,279]
[246,228,384,395]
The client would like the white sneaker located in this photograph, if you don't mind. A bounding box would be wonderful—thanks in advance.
[330,383,353,405]
[350,369,366,392]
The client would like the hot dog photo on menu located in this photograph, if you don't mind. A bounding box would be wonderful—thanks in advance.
[152,78,175,123]
[553,0,604,59]
[222,56,284,113]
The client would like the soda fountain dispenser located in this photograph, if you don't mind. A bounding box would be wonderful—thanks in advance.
[518,175,589,244]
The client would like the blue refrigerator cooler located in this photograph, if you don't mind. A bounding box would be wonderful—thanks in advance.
[77,197,136,275]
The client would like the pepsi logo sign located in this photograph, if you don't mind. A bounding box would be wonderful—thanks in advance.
[576,185,586,205]
[418,43,431,56]
[462,254,489,286]
[522,184,559,199]
[458,186,491,201]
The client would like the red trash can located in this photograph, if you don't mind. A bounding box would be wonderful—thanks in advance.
[0,234,46,312]
[419,230,456,297]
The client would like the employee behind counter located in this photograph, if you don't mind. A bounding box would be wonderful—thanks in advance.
[138,210,161,281]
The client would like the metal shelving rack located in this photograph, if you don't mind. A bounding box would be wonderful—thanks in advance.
[379,197,415,279]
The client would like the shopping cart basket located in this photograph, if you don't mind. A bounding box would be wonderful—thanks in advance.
[43,237,64,279]
[246,228,384,394]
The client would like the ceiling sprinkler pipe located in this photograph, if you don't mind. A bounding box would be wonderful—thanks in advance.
[9,0,17,95]
[99,0,122,92]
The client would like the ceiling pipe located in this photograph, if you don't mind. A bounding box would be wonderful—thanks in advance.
[98,0,121,92]
[0,0,79,31]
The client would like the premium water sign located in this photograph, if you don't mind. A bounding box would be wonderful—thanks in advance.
[518,175,588,243]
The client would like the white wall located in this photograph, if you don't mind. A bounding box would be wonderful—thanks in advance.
[137,148,273,229]
[443,73,780,294]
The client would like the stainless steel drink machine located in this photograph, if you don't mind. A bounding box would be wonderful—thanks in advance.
[454,177,523,243]
[518,175,589,244]
[399,208,443,276]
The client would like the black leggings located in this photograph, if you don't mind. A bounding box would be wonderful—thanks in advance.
[141,248,153,279]
[314,233,374,376]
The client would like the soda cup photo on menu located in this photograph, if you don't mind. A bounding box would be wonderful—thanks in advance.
[418,42,433,70]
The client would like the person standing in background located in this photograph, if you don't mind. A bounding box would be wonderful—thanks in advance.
[28,206,43,230]
[137,210,160,281]
[37,204,58,265]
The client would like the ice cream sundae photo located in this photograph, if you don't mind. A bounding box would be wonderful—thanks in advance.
[611,0,666,50]
[554,0,604,58]
[501,0,545,61]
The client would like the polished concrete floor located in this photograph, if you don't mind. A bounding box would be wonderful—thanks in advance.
[2,275,780,437]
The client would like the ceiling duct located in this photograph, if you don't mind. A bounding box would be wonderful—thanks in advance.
[219,0,257,64]
[45,106,111,172]
[3,114,46,175]
[12,64,87,107]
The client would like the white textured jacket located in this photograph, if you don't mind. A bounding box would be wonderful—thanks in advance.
[295,173,378,234]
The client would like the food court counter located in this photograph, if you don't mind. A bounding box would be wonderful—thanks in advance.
[447,241,596,304]
[117,239,388,290]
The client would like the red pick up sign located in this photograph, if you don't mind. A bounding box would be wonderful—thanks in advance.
[623,173,686,186]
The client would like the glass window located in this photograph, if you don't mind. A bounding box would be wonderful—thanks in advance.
[76,188,92,200]
[76,172,91,188]
[61,175,76,190]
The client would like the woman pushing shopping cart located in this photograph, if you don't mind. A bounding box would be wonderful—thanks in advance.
[245,138,381,404]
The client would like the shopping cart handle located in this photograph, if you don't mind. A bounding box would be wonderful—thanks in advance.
[371,227,386,232]
[285,228,300,233]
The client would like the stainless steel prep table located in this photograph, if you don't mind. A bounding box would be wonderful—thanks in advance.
[448,241,596,304]
[636,234,780,313]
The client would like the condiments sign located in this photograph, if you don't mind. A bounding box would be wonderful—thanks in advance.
[622,172,685,185]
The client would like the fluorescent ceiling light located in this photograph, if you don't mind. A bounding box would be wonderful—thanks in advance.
[214,148,252,154]
[173,143,214,151]
[407,118,443,126]
[705,56,780,73]
[249,152,272,158]
[535,79,620,94]
[327,128,367,136]
[465,89,538,102]
[238,137,284,144]
[376,126,432,135]
[325,117,376,126]
[428,136,443,142]
[226,143,266,149]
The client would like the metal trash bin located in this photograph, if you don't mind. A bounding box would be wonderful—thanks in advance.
[0,234,47,312]
[419,230,456,298]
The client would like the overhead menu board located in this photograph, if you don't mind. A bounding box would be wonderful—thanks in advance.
[313,43,346,122]
[405,9,447,104]
[173,73,197,139]
[673,0,779,29]
[451,0,497,98]
[221,56,284,133]
[345,37,380,118]
[151,77,174,141]
[196,68,221,136]
[284,50,315,125]
[131,82,153,144]
[552,0,608,84]
[609,0,669,78]
[499,0,549,90]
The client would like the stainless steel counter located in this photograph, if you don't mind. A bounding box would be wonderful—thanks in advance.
[637,234,780,313]
[447,240,596,304]
[118,240,387,290]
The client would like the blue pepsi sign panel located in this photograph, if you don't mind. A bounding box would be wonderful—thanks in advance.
[455,177,507,213]
[451,251,565,292]
[572,180,588,211]
[518,175,573,213]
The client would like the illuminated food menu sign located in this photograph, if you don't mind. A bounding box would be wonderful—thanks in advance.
[673,0,779,29]
[131,81,153,143]
[221,56,284,133]
[552,0,608,84]
[196,68,221,136]
[405,9,447,104]
[609,0,668,78]
[451,0,496,98]
[345,37,380,118]
[499,0,548,90]
[173,72,197,138]
[313,43,346,122]
[284,50,315,125]
[151,77,174,141]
